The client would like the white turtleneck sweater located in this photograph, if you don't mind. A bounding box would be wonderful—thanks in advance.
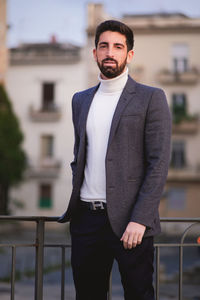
[80,68,128,203]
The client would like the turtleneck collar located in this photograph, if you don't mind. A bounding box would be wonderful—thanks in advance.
[98,68,128,94]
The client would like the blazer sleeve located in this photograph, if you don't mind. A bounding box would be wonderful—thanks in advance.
[70,93,80,185]
[130,88,172,228]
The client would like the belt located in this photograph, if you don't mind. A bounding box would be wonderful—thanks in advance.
[80,201,106,211]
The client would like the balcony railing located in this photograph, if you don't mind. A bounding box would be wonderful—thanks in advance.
[157,68,199,85]
[172,119,199,134]
[25,158,61,179]
[0,216,199,300]
[168,167,200,182]
[29,105,61,122]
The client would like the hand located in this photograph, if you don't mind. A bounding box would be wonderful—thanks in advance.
[120,222,146,249]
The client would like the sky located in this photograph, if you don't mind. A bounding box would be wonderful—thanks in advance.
[7,0,200,47]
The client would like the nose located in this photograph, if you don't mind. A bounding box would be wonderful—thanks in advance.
[106,47,114,58]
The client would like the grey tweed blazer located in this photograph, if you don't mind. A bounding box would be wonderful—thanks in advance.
[58,75,172,238]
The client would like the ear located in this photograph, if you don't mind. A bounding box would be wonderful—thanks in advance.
[127,50,134,64]
[93,48,97,62]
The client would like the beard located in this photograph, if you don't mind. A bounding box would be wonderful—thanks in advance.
[97,57,127,79]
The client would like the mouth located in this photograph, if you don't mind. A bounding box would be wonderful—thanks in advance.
[103,60,116,66]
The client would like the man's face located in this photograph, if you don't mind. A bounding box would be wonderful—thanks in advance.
[93,31,134,79]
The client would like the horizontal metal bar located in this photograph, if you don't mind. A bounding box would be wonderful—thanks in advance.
[44,244,71,248]
[0,216,200,222]
[160,218,200,223]
[1,243,199,249]
[0,243,36,248]
[154,243,200,247]
[45,243,200,248]
[0,215,59,221]
[0,244,70,249]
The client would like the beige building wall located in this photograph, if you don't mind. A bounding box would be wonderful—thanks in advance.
[160,183,200,217]
[0,0,8,84]
[128,33,200,173]
[6,3,200,219]
[7,48,87,217]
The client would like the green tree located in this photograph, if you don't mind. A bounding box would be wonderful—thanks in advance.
[0,84,26,214]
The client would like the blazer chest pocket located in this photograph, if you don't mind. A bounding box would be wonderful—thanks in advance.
[121,114,141,119]
[128,177,141,182]
[121,114,141,128]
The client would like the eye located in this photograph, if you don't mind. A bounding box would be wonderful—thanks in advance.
[98,43,107,48]
[99,45,106,48]
[116,45,123,49]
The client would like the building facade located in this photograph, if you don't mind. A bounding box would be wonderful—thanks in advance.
[87,4,200,218]
[0,0,8,84]
[6,3,200,219]
[6,40,86,216]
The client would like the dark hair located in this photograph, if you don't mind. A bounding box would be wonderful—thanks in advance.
[95,20,134,51]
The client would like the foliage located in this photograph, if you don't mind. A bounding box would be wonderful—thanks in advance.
[173,111,198,124]
[172,103,198,124]
[0,84,26,214]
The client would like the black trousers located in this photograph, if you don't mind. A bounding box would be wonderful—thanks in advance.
[70,206,155,300]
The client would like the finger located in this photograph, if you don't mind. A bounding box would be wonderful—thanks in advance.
[132,234,138,248]
[121,233,129,249]
[123,241,128,249]
[127,233,134,249]
[137,233,143,245]
[123,240,129,249]
[120,233,125,241]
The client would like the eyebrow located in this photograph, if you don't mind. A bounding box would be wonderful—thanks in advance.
[98,42,125,47]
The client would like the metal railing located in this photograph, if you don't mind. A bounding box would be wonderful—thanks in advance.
[155,218,200,300]
[0,216,199,300]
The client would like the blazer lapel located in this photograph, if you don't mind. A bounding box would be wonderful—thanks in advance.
[106,76,137,151]
[79,84,99,139]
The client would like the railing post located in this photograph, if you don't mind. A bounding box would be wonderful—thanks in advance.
[35,219,45,300]
[11,246,16,300]
[61,246,65,300]
[107,272,112,300]
[155,246,160,300]
[179,245,183,300]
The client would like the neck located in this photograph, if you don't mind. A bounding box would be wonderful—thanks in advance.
[98,68,128,94]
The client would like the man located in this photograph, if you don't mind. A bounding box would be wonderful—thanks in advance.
[58,20,171,300]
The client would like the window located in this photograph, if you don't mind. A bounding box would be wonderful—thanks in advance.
[172,93,187,123]
[41,135,54,158]
[172,44,189,73]
[167,187,186,211]
[42,82,55,111]
[171,140,186,169]
[39,184,52,208]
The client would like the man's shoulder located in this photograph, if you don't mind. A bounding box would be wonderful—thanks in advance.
[73,84,99,100]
